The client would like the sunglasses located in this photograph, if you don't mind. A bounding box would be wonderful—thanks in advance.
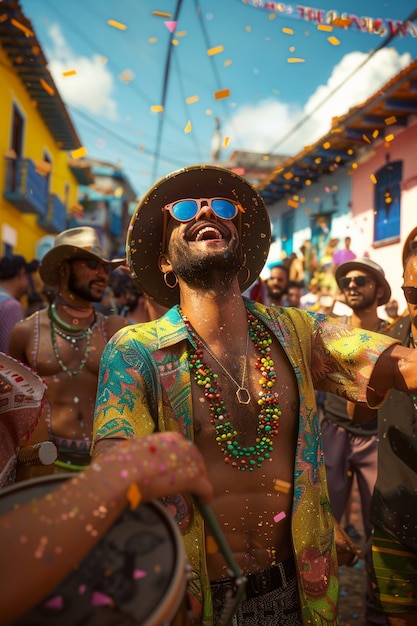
[71,258,111,274]
[402,285,417,304]
[163,197,240,222]
[339,275,371,290]
[161,197,243,253]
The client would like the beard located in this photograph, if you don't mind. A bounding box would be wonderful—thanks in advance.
[67,268,103,302]
[167,236,245,291]
[347,288,378,312]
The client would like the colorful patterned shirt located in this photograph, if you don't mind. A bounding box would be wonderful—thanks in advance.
[93,300,397,625]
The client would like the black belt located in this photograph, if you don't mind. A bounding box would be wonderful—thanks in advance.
[211,556,296,601]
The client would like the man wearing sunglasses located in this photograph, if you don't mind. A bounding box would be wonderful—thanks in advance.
[370,232,417,625]
[8,227,128,479]
[92,165,417,626]
[322,257,392,626]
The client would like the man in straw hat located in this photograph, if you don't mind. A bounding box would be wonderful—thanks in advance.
[323,257,393,626]
[0,352,213,624]
[369,229,417,625]
[92,164,417,625]
[8,227,127,478]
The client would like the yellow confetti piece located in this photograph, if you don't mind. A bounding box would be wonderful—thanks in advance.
[127,483,141,510]
[223,136,230,148]
[288,58,305,63]
[71,146,88,159]
[362,134,372,144]
[107,19,127,30]
[148,37,158,44]
[151,105,164,112]
[317,24,333,32]
[184,120,192,133]
[176,30,187,37]
[323,141,331,149]
[40,78,54,96]
[224,59,232,67]
[274,478,291,494]
[152,11,172,18]
[206,535,219,554]
[171,39,179,46]
[385,133,394,142]
[328,36,340,46]
[0,14,9,24]
[100,57,107,64]
[214,88,230,100]
[372,129,379,139]
[186,95,199,104]
[11,18,33,37]
[288,199,299,208]
[385,115,397,126]
[62,69,77,77]
[207,45,224,56]
[269,13,276,20]
[282,27,294,35]
[283,171,293,180]
[246,25,252,32]
[370,174,377,184]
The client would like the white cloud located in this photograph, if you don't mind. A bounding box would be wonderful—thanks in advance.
[225,48,412,157]
[45,24,118,120]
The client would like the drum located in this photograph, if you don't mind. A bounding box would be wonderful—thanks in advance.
[0,474,188,625]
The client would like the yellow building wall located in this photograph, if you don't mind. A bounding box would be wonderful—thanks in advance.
[0,45,80,260]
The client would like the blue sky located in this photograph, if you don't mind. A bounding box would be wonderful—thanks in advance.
[20,0,417,196]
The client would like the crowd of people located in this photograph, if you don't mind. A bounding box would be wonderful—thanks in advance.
[0,164,416,625]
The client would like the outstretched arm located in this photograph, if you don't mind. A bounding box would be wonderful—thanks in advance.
[368,344,417,403]
[0,432,213,625]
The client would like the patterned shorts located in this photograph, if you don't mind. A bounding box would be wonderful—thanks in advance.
[371,527,417,613]
[210,556,302,625]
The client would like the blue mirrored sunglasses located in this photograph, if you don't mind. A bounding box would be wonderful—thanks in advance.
[163,197,239,222]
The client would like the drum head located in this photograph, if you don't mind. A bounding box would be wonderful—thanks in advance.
[0,474,187,625]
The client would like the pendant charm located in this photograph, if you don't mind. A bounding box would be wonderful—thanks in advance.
[236,387,251,405]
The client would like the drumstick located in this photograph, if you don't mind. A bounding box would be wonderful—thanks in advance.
[195,498,247,626]
[17,441,57,466]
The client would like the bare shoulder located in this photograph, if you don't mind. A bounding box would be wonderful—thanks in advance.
[102,313,129,338]
[8,310,44,362]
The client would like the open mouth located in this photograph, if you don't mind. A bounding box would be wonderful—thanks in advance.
[187,222,228,242]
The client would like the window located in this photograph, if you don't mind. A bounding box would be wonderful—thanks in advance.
[374,161,402,242]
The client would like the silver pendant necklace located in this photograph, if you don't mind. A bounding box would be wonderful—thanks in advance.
[194,331,251,405]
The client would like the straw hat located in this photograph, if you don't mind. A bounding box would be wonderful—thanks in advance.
[127,164,271,308]
[0,353,46,487]
[335,257,391,306]
[39,227,125,286]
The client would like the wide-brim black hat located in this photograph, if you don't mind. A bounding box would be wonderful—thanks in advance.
[335,257,391,306]
[402,226,417,268]
[39,227,125,286]
[127,165,271,308]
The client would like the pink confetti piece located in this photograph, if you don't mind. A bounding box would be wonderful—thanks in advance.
[91,591,113,606]
[79,584,87,594]
[133,569,147,579]
[44,596,63,610]
[164,21,177,33]
[273,511,286,523]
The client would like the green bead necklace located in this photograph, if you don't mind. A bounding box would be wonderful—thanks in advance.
[184,310,281,471]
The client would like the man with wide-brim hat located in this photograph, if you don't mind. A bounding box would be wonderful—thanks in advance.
[39,226,125,287]
[335,256,391,307]
[92,164,416,625]
[8,226,127,480]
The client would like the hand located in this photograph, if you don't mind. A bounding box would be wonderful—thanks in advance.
[93,432,214,504]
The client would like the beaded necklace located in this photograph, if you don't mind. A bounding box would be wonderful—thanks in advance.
[183,310,281,471]
[48,304,96,378]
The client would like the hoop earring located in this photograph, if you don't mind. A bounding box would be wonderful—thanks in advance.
[238,265,251,286]
[163,271,178,289]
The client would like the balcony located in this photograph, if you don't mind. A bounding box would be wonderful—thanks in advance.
[38,193,68,233]
[4,157,48,216]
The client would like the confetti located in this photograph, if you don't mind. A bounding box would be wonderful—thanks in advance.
[274,478,291,494]
[184,120,192,133]
[288,199,298,208]
[44,596,63,610]
[385,115,397,126]
[206,535,219,554]
[214,88,230,100]
[328,36,340,46]
[40,78,54,96]
[332,17,352,28]
[207,45,224,56]
[152,11,172,18]
[151,105,164,112]
[71,146,88,159]
[11,18,33,37]
[133,569,147,579]
[127,483,141,509]
[273,511,286,523]
[91,591,113,606]
[186,95,199,104]
[362,134,372,144]
[107,19,127,30]
[317,24,333,32]
[223,137,230,148]
[385,133,394,142]
[287,58,305,63]
[62,69,77,77]
[164,21,177,33]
